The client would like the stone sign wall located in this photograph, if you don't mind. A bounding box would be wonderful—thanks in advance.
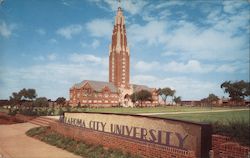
[57,112,212,158]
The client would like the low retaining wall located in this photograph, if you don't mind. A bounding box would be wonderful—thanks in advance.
[50,121,196,158]
[15,114,34,122]
[0,112,33,124]
[212,135,250,158]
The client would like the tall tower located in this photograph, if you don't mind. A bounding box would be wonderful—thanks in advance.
[109,6,130,88]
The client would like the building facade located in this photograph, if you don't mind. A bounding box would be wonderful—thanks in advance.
[69,7,158,107]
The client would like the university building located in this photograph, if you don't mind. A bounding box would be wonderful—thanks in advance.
[69,7,159,107]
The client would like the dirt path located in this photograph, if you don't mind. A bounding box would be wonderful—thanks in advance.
[138,108,249,116]
[0,123,81,158]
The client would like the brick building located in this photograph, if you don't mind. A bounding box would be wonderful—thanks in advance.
[69,6,159,107]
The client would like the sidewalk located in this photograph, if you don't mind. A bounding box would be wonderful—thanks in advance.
[0,123,81,158]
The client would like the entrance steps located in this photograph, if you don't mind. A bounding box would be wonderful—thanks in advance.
[29,116,56,126]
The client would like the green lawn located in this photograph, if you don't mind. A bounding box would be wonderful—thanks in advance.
[83,106,247,114]
[1,106,249,124]
[153,110,250,124]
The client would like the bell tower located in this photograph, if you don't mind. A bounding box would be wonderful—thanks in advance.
[109,6,130,88]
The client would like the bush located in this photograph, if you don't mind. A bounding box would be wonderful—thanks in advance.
[8,108,18,115]
[26,127,47,137]
[26,127,141,158]
[212,118,250,146]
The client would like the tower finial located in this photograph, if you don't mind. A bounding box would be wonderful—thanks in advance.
[118,0,121,8]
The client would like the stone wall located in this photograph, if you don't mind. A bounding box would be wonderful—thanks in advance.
[212,134,250,158]
[50,121,196,158]
[49,121,249,158]
[15,114,34,122]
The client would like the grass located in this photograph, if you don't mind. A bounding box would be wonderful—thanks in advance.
[153,110,250,124]
[26,127,140,158]
[153,110,250,146]
[82,106,247,114]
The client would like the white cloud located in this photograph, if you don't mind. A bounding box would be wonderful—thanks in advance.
[164,60,214,73]
[121,0,148,15]
[33,53,57,61]
[131,75,221,100]
[69,53,107,66]
[56,24,82,39]
[36,28,46,35]
[47,53,57,61]
[0,21,15,38]
[135,61,159,72]
[0,61,108,100]
[222,1,245,14]
[128,20,167,45]
[154,1,185,9]
[90,0,147,15]
[49,38,58,44]
[165,21,248,61]
[62,0,70,6]
[91,39,100,49]
[33,55,45,61]
[134,59,215,74]
[86,19,112,38]
[80,42,87,48]
[216,64,237,73]
[161,51,178,56]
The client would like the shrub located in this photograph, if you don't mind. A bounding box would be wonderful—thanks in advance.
[26,127,141,158]
[26,127,47,137]
[8,108,18,115]
[211,118,250,146]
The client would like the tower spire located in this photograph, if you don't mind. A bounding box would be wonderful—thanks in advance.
[118,0,121,8]
[109,0,130,88]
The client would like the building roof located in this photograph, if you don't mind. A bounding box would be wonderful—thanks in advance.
[132,84,155,92]
[71,80,118,93]
[71,80,156,94]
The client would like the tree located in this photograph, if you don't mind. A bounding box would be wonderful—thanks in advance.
[221,80,250,101]
[9,88,37,107]
[130,90,152,107]
[170,89,176,105]
[26,89,37,100]
[207,93,219,104]
[56,97,66,107]
[157,87,175,105]
[9,92,22,106]
[130,93,137,104]
[34,97,49,107]
[201,93,219,106]
[173,96,181,105]
[19,88,37,100]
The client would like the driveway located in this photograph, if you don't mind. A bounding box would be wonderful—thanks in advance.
[0,123,81,158]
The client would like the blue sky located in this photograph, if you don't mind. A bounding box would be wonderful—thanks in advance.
[0,0,249,100]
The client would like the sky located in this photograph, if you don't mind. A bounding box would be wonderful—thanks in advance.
[0,0,249,100]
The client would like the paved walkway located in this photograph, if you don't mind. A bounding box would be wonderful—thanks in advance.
[0,123,81,158]
[138,108,249,116]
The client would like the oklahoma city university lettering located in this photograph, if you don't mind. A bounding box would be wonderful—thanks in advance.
[62,112,203,152]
